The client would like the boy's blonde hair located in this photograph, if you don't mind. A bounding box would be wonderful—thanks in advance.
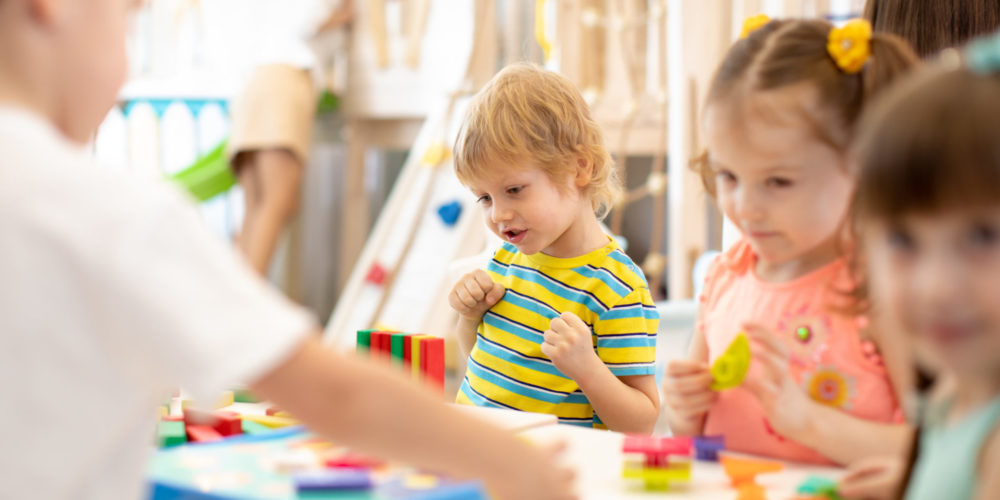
[453,62,621,219]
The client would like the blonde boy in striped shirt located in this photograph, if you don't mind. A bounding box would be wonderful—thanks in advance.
[448,63,660,434]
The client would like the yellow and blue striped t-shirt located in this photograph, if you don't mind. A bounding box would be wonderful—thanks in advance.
[456,238,659,428]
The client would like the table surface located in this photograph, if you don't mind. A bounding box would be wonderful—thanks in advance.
[204,403,843,499]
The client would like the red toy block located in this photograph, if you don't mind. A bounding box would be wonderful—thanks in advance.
[419,336,445,393]
[186,425,223,443]
[369,331,392,360]
[624,435,693,458]
[324,453,385,469]
[365,263,388,286]
[403,335,414,370]
[183,408,242,437]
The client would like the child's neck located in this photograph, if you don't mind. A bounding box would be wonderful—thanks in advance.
[754,237,841,283]
[541,208,608,259]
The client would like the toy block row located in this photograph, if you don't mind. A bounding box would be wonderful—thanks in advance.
[156,408,300,448]
[357,330,445,393]
[623,434,726,463]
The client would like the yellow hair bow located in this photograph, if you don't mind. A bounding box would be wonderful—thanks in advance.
[740,14,771,39]
[827,19,873,74]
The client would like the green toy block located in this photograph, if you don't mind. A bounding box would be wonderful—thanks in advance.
[168,141,236,202]
[390,333,407,366]
[356,330,373,353]
[158,420,187,448]
[797,475,843,500]
[233,387,260,403]
[242,419,276,436]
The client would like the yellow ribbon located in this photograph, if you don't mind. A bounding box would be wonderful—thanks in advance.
[740,14,771,39]
[827,19,873,74]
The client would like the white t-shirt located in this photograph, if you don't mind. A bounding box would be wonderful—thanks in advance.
[0,107,316,499]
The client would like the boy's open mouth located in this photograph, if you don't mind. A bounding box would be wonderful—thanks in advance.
[504,229,526,243]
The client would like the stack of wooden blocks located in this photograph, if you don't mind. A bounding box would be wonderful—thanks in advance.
[356,330,445,394]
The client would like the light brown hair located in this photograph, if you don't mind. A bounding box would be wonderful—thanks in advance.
[453,62,620,219]
[864,0,1000,58]
[696,19,920,196]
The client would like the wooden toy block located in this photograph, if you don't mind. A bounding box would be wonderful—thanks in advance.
[242,413,299,429]
[183,408,243,437]
[719,453,784,487]
[737,483,768,500]
[410,334,427,381]
[712,333,751,391]
[241,419,275,435]
[419,336,445,393]
[623,435,693,458]
[622,458,691,490]
[390,333,408,366]
[185,424,223,443]
[232,387,259,403]
[694,435,726,461]
[370,331,393,360]
[214,390,234,409]
[403,335,414,370]
[796,476,843,500]
[157,420,187,448]
[324,452,384,469]
[356,329,373,353]
[293,469,373,492]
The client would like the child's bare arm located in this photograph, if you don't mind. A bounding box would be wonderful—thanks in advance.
[743,323,911,465]
[448,270,505,358]
[662,310,715,436]
[542,312,659,434]
[975,427,1000,500]
[250,334,576,500]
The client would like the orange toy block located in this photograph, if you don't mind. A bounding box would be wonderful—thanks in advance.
[719,453,784,488]
[185,424,223,443]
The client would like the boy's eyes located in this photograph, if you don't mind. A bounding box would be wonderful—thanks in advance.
[716,170,736,183]
[887,227,916,253]
[475,194,491,204]
[968,222,999,248]
[765,177,793,188]
[506,186,523,195]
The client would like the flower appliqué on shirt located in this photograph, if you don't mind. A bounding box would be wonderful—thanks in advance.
[776,307,832,370]
[803,365,856,410]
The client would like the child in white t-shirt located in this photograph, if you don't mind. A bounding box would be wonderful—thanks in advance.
[0,1,573,499]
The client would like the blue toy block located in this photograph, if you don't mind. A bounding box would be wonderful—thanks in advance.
[797,475,843,500]
[293,469,373,492]
[694,435,726,461]
[437,201,463,227]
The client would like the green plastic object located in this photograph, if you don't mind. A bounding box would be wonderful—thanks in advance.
[797,475,843,500]
[168,141,236,202]
[356,330,373,353]
[158,420,187,448]
[233,387,260,403]
[390,333,407,365]
[242,419,276,436]
[316,90,341,115]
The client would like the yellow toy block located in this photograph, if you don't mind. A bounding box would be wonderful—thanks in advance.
[622,458,692,490]
[242,414,300,429]
[711,333,751,391]
[214,390,234,409]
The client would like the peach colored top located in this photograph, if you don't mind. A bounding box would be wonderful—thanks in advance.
[700,240,901,464]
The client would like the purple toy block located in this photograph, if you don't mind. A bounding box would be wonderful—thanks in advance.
[293,469,373,491]
[694,435,726,461]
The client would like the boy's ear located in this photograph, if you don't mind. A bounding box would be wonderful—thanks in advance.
[574,151,594,188]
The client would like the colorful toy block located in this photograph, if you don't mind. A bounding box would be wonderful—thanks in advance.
[324,453,384,470]
[214,390,234,409]
[796,476,843,500]
[622,458,691,490]
[242,414,300,429]
[693,435,726,461]
[294,469,374,492]
[711,333,751,390]
[737,483,768,500]
[436,200,463,227]
[232,387,259,403]
[403,335,414,369]
[157,420,187,448]
[719,453,783,488]
[356,329,373,353]
[624,435,693,459]
[185,425,223,443]
[419,336,445,393]
[183,408,243,437]
[241,419,275,436]
[390,333,407,367]
[622,435,693,490]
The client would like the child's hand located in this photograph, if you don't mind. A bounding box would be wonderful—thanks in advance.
[542,312,601,379]
[662,360,717,425]
[742,322,815,441]
[838,456,905,500]
[448,270,505,322]
[490,441,577,500]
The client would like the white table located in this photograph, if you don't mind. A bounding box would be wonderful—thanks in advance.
[518,423,844,500]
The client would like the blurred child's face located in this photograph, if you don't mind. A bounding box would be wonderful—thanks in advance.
[467,161,589,258]
[865,208,1000,378]
[46,0,133,142]
[706,86,853,267]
